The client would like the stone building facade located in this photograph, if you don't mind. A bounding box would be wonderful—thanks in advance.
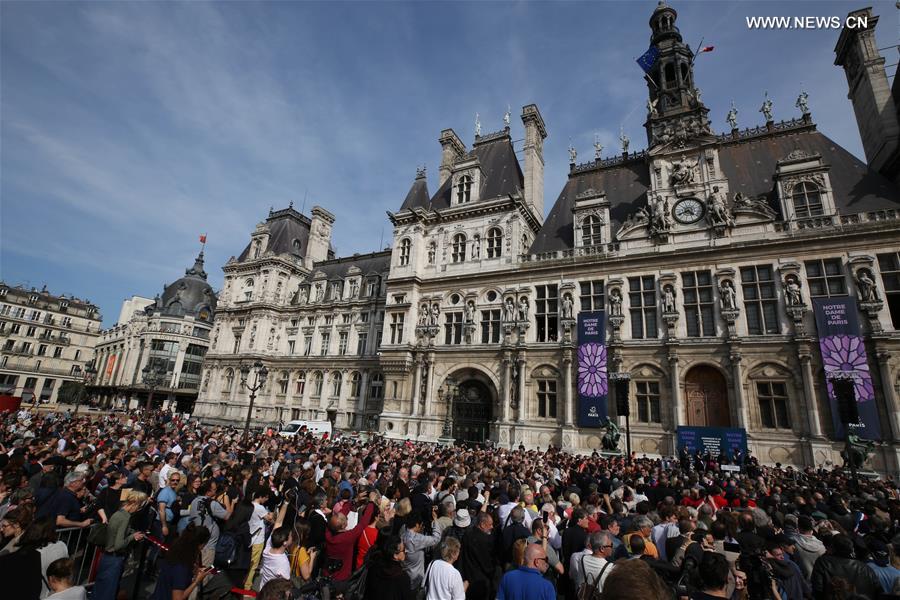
[91,251,217,412]
[0,283,101,404]
[194,4,900,471]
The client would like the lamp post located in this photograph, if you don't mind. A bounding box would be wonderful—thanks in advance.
[72,361,97,416]
[240,361,268,443]
[142,364,164,412]
[439,378,457,442]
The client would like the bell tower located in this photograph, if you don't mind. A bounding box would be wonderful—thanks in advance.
[644,2,713,149]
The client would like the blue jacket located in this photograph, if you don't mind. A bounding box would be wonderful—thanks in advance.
[497,567,556,600]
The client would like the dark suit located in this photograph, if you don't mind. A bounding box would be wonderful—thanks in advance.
[459,527,497,600]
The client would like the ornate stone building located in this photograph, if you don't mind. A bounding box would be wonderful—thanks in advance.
[195,4,900,471]
[0,283,101,404]
[92,251,217,412]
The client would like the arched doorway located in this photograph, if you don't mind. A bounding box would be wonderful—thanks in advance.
[684,365,730,427]
[452,379,493,444]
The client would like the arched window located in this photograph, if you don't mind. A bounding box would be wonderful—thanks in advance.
[791,181,824,218]
[312,371,323,396]
[581,215,603,246]
[370,372,384,399]
[452,234,467,263]
[350,371,361,397]
[331,372,342,397]
[399,238,411,266]
[242,278,254,302]
[486,227,503,258]
[278,370,289,394]
[664,63,676,88]
[295,371,306,395]
[456,175,472,204]
[292,239,302,254]
[224,368,234,392]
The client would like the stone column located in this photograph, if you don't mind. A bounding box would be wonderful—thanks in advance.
[729,350,748,429]
[356,370,369,427]
[876,350,900,440]
[423,355,436,417]
[501,352,512,423]
[410,355,422,417]
[668,352,682,429]
[798,348,823,438]
[517,356,527,423]
[563,350,574,426]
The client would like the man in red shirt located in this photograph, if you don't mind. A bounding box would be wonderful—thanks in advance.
[323,492,378,581]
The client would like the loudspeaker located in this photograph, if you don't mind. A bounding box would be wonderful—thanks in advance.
[833,379,858,425]
[615,379,630,417]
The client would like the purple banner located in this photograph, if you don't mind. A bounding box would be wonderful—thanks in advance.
[577,312,607,427]
[812,296,881,440]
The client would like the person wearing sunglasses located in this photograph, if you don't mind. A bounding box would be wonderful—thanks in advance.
[496,543,555,600]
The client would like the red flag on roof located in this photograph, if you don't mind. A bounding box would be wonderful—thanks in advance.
[199,234,207,244]
[699,46,714,53]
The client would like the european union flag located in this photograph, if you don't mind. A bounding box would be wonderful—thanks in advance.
[636,45,659,74]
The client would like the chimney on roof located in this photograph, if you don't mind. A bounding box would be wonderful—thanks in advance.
[438,129,466,187]
[834,7,900,187]
[521,104,548,223]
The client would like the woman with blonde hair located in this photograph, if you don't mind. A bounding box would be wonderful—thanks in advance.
[93,490,148,600]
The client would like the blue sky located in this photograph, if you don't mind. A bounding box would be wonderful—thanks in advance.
[1,1,894,326]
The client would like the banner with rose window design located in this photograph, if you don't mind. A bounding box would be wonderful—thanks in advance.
[577,311,607,427]
[812,296,881,441]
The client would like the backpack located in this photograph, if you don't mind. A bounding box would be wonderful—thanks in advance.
[214,530,239,567]
[87,522,109,547]
[343,562,368,600]
[576,556,611,600]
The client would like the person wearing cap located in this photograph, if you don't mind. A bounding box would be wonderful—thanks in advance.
[865,538,900,594]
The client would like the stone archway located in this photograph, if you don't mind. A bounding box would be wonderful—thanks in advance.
[444,367,497,444]
[684,365,730,427]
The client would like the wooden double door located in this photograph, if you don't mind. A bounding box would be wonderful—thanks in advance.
[685,365,731,427]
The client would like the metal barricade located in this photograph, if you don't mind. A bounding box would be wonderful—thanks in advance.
[56,524,100,588]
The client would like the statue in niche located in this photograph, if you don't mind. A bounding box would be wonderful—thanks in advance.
[517,297,529,322]
[314,283,324,302]
[464,301,476,323]
[561,294,574,320]
[267,328,276,348]
[427,243,436,264]
[856,269,879,303]
[650,198,672,236]
[429,303,440,327]
[707,186,734,227]
[298,286,308,305]
[418,304,429,326]
[609,289,623,317]
[784,276,803,307]
[249,325,257,348]
[275,281,283,302]
[719,280,737,310]
[504,298,517,323]
[662,285,677,313]
[349,280,359,298]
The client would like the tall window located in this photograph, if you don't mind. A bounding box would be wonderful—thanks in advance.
[295,372,306,395]
[303,336,312,356]
[399,239,411,266]
[456,175,472,204]
[481,310,501,343]
[635,381,661,423]
[390,314,404,344]
[331,372,342,397]
[741,265,779,335]
[791,181,824,218]
[535,285,559,342]
[805,258,846,297]
[350,372,361,397]
[629,276,657,339]
[579,280,605,312]
[370,373,384,399]
[581,215,603,246]
[444,313,463,344]
[278,371,289,394]
[287,339,296,354]
[224,369,234,392]
[452,234,467,263]
[320,332,330,356]
[486,228,503,258]
[243,278,254,302]
[357,332,368,355]
[338,332,349,355]
[233,335,242,353]
[878,252,900,328]
[312,372,323,396]
[682,271,715,337]
[537,379,557,418]
[757,381,791,429]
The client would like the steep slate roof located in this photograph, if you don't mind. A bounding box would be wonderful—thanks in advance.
[304,250,392,282]
[427,133,524,211]
[530,126,900,254]
[237,207,312,262]
[399,172,431,211]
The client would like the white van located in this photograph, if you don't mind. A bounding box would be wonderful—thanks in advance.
[278,420,332,438]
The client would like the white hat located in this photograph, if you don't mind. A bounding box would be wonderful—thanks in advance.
[453,509,471,528]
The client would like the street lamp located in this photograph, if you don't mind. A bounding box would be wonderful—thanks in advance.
[142,364,164,411]
[240,361,268,443]
[439,377,458,440]
[73,360,97,416]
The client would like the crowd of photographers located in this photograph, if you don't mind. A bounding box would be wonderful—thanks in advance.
[1,407,900,600]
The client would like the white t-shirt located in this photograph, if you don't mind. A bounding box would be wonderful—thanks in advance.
[249,502,269,546]
[425,559,465,600]
[258,539,291,589]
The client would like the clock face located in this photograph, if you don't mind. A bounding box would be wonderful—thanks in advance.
[673,198,705,224]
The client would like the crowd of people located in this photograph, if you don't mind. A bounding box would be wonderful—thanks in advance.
[1,406,900,600]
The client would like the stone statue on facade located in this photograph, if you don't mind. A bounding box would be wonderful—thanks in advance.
[609,289,623,317]
[670,156,697,186]
[475,113,481,137]
[517,297,529,322]
[856,269,879,303]
[504,104,511,127]
[568,144,577,164]
[601,419,621,452]
[504,298,516,323]
[427,243,436,265]
[429,303,440,327]
[349,280,359,298]
[707,186,734,227]
[760,92,773,122]
[650,198,672,236]
[784,276,803,306]
[594,134,603,160]
[561,294,574,320]
[464,300,476,323]
[719,280,737,309]
[726,101,738,130]
[418,303,429,327]
[298,286,308,305]
[796,90,810,115]
[619,128,630,154]
[662,285,677,313]
[314,283,324,302]
[647,97,659,118]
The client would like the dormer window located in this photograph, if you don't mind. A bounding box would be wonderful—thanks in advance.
[29,294,39,303]
[581,215,603,246]
[486,227,503,258]
[399,238,411,266]
[252,240,261,259]
[243,278,254,302]
[452,234,467,263]
[456,175,472,204]
[292,239,302,254]
[790,181,824,218]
